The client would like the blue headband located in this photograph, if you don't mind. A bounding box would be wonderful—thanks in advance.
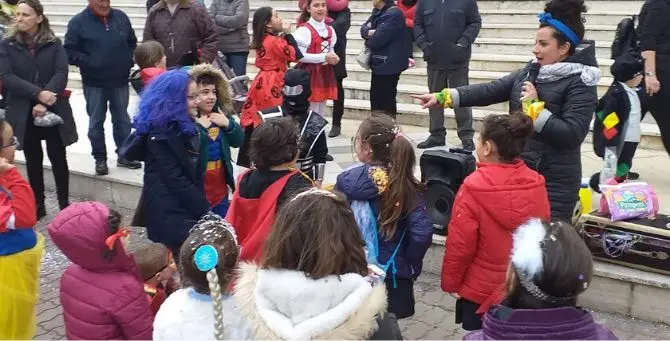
[538,12,581,47]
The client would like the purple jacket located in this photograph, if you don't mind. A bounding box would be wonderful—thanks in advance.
[465,306,618,340]
[48,202,153,340]
[335,163,433,279]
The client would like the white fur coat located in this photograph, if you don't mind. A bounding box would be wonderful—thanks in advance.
[233,262,389,340]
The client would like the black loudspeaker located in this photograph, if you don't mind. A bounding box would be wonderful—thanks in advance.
[420,148,476,235]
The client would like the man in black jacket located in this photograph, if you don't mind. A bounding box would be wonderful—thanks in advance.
[414,0,481,151]
[64,0,141,175]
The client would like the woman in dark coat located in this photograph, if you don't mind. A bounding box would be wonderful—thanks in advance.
[639,0,670,156]
[123,70,209,257]
[414,0,599,221]
[0,0,77,219]
[361,0,408,115]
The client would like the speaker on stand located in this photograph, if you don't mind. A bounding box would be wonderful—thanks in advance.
[420,148,476,235]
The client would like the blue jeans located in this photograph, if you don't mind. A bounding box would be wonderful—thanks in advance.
[224,52,249,76]
[83,85,132,161]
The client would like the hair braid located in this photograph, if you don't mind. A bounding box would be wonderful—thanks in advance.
[207,269,224,340]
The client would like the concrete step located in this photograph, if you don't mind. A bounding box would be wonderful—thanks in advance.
[254,6,638,26]
[423,236,670,325]
[46,11,147,26]
[42,2,147,15]
[48,17,618,46]
[246,50,614,77]
[241,0,644,12]
[472,38,613,58]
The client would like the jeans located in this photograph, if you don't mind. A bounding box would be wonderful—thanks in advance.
[23,122,69,210]
[370,73,400,115]
[83,85,132,161]
[427,67,475,142]
[224,52,249,76]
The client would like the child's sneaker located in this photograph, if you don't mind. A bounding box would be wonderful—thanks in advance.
[408,58,416,68]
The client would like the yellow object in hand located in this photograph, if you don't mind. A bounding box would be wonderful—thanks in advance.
[434,89,453,108]
[525,101,545,122]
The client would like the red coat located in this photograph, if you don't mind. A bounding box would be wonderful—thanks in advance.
[396,0,417,28]
[441,160,550,307]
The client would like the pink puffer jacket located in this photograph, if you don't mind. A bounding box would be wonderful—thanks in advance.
[48,202,153,340]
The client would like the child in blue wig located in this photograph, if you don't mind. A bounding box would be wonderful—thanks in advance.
[123,70,210,257]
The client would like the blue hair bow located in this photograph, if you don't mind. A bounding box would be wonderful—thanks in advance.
[538,12,581,47]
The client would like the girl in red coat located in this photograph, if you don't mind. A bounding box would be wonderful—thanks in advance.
[396,0,417,67]
[238,7,302,167]
[295,0,340,115]
[441,113,551,331]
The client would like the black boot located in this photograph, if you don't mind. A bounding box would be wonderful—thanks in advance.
[95,160,109,176]
[417,136,446,149]
[117,157,142,169]
[328,125,341,138]
[462,139,475,152]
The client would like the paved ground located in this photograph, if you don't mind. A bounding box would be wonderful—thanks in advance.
[32,193,670,340]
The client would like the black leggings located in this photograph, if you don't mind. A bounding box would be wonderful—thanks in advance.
[648,68,670,155]
[331,76,345,127]
[370,73,400,116]
[23,121,69,210]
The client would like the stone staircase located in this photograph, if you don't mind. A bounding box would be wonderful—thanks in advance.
[41,0,663,149]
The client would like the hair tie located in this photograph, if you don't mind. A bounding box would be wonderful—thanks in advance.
[194,245,219,272]
[537,12,581,47]
[104,228,131,250]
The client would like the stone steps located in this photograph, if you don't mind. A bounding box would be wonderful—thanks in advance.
[245,50,615,77]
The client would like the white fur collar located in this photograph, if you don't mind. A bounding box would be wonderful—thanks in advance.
[234,263,388,340]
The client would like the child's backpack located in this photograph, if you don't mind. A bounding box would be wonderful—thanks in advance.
[611,15,640,59]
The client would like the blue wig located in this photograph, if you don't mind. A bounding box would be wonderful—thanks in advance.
[133,70,196,136]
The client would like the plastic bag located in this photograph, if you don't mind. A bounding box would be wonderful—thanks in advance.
[34,111,64,127]
[0,232,44,339]
[599,182,659,221]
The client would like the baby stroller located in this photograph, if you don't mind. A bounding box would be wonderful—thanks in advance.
[211,51,249,115]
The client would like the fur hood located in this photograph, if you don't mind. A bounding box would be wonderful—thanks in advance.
[188,63,234,113]
[234,262,388,340]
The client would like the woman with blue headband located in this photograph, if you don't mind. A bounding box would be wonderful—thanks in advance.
[413,0,600,221]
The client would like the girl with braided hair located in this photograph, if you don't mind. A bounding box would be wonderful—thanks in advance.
[464,220,617,340]
[153,213,249,340]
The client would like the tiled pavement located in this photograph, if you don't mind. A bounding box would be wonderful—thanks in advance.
[33,193,670,340]
[26,90,670,339]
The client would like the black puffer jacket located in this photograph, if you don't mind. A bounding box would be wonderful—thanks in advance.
[452,41,600,221]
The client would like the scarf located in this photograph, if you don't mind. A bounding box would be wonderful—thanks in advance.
[536,62,601,87]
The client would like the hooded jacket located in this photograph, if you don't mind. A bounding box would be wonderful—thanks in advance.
[451,41,600,221]
[464,306,618,340]
[188,63,245,192]
[232,263,403,340]
[335,163,433,280]
[441,160,550,306]
[47,202,153,340]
